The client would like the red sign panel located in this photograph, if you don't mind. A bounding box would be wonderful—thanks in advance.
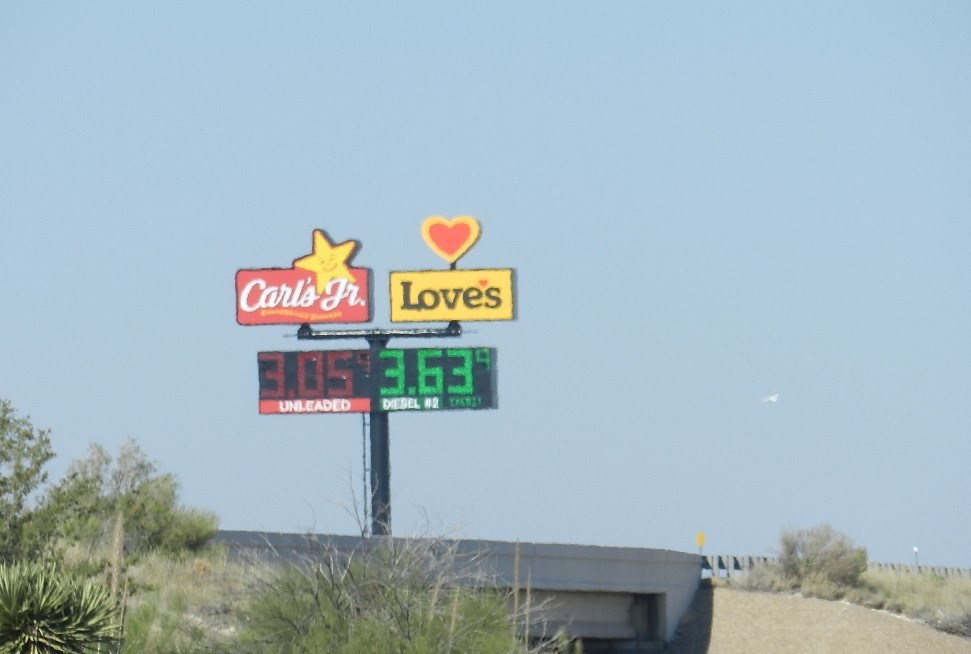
[235,229,372,325]
[236,267,371,325]
[257,349,373,414]
[259,397,373,414]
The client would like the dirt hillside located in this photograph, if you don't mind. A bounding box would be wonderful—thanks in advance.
[667,583,971,654]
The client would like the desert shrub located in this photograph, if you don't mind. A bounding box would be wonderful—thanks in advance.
[236,535,555,653]
[120,549,242,653]
[55,546,244,654]
[725,561,793,593]
[0,561,119,653]
[119,595,186,654]
[36,440,217,555]
[120,592,218,654]
[0,399,55,563]
[779,524,867,589]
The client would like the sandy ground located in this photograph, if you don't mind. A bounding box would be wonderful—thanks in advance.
[667,583,971,654]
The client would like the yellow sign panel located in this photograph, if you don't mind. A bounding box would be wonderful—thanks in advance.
[390,269,516,322]
[697,532,706,549]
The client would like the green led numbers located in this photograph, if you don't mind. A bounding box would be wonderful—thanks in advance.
[417,349,444,395]
[372,347,495,410]
[474,348,491,368]
[379,349,405,396]
[446,348,474,395]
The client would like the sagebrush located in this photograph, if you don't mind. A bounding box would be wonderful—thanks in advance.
[235,534,561,653]
[780,524,867,590]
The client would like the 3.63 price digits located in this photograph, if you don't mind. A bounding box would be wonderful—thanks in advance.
[377,348,495,411]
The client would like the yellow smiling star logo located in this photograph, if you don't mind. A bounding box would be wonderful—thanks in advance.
[293,229,359,294]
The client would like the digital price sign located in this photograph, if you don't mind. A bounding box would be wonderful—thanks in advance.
[375,347,496,412]
[258,347,497,415]
[258,350,373,414]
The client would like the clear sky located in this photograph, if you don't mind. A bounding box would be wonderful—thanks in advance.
[2,3,969,567]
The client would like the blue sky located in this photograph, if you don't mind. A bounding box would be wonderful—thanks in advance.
[2,3,969,566]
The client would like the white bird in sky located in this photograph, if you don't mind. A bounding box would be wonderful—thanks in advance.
[761,393,779,403]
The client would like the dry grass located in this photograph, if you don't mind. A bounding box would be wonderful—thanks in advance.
[859,570,971,636]
[726,526,971,640]
[670,581,971,654]
[120,549,246,652]
[726,563,971,641]
[62,543,246,652]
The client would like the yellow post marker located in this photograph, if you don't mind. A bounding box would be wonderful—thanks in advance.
[696,531,705,553]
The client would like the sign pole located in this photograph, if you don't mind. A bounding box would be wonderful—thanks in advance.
[297,322,463,537]
[367,335,391,536]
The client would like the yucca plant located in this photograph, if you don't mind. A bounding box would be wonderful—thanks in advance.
[0,561,119,653]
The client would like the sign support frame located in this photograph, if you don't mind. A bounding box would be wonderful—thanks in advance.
[296,321,463,537]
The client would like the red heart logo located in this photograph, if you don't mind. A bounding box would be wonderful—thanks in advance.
[421,216,482,264]
[478,279,489,288]
[428,223,472,256]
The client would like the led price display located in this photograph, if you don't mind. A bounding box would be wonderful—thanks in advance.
[257,347,497,415]
[257,350,373,414]
[376,347,496,412]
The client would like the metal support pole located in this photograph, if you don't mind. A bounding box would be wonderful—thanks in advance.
[296,322,463,538]
[367,335,391,536]
[369,411,390,536]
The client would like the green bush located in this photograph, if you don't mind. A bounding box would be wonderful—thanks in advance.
[237,536,554,653]
[779,524,867,590]
[0,399,55,564]
[0,561,119,653]
[36,440,217,555]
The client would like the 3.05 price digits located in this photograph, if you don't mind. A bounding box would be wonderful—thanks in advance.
[258,350,371,399]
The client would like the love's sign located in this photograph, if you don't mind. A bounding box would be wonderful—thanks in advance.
[390,216,516,323]
[389,269,515,322]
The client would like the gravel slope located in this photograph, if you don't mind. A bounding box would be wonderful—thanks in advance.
[667,584,971,654]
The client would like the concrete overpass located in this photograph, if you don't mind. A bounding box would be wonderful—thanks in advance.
[215,531,702,652]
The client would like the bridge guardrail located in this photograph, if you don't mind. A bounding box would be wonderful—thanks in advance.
[701,555,971,579]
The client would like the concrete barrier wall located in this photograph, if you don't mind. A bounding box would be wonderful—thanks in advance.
[459,538,701,642]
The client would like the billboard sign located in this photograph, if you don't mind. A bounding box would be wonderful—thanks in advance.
[257,347,497,414]
[389,269,516,322]
[236,229,372,325]
[389,216,516,323]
